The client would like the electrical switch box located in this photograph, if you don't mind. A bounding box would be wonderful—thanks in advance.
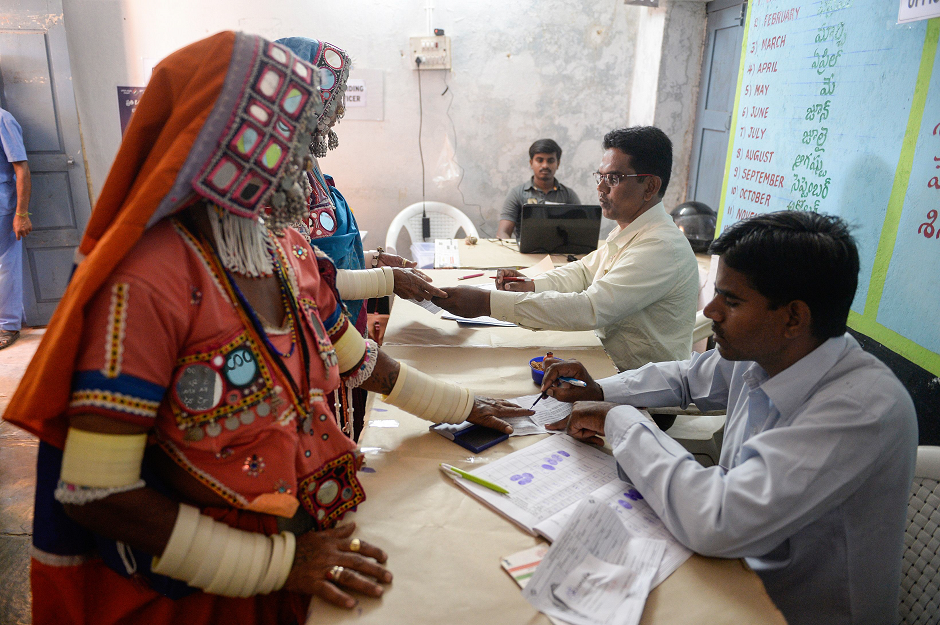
[410,36,451,70]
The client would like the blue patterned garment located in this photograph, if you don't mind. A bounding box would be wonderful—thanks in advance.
[275,37,367,324]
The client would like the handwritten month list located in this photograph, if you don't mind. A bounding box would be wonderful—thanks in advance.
[719,0,933,320]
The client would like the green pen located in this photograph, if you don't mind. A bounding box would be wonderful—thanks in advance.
[440,463,510,495]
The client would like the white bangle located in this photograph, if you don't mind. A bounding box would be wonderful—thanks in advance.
[152,503,295,597]
[383,363,474,424]
[60,428,147,488]
[335,267,395,300]
[333,325,367,373]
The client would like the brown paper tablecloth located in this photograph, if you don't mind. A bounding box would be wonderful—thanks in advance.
[455,238,598,269]
[384,270,605,351]
[304,345,785,625]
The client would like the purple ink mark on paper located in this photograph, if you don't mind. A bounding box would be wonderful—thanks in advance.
[361,467,376,473]
[541,464,555,471]
[623,488,643,501]
[558,451,570,457]
[511,473,534,485]
[373,408,388,412]
[618,499,633,509]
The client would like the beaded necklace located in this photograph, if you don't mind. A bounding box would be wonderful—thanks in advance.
[221,246,310,409]
[179,218,311,410]
[225,253,297,359]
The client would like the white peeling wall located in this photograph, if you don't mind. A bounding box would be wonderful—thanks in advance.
[62,0,704,248]
[654,0,707,214]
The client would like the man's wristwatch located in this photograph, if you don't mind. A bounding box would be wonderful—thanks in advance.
[371,246,385,268]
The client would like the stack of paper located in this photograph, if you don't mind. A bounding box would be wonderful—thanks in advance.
[454,435,691,587]
[523,499,665,625]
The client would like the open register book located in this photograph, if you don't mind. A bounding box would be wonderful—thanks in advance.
[452,434,692,587]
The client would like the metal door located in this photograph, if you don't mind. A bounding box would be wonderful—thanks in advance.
[0,3,92,326]
[686,0,747,212]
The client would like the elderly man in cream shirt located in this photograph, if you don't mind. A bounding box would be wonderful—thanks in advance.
[434,126,699,373]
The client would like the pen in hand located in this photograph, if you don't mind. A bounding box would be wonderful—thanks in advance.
[530,376,588,408]
[493,276,531,282]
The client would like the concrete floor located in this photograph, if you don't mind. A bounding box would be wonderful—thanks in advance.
[0,328,44,625]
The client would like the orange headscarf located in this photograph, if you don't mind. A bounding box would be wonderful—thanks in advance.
[4,31,323,447]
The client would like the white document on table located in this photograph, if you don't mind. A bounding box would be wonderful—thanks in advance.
[524,498,665,625]
[440,312,517,327]
[450,435,620,533]
[533,480,692,588]
[502,394,573,436]
[451,432,692,587]
[408,282,517,325]
[410,298,443,313]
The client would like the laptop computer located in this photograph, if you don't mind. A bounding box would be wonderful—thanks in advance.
[517,204,602,255]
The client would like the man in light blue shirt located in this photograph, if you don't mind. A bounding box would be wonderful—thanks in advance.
[0,106,31,349]
[542,211,917,624]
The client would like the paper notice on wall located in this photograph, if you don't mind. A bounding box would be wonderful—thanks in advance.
[344,79,367,108]
[117,86,146,135]
[898,0,940,23]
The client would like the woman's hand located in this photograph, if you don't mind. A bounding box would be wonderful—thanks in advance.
[284,522,392,609]
[392,268,447,301]
[467,396,534,434]
[377,251,423,275]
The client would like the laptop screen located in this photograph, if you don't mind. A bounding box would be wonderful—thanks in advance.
[518,204,602,254]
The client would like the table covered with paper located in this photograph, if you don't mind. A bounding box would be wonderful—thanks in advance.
[454,238,594,269]
[305,335,786,623]
[382,257,613,350]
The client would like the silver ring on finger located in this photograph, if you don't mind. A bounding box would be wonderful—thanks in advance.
[328,565,344,582]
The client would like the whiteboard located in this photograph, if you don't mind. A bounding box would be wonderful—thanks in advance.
[717,0,940,374]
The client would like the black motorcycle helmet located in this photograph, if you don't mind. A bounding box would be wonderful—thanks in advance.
[670,201,717,254]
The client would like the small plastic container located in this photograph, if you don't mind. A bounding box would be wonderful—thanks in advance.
[529,356,545,385]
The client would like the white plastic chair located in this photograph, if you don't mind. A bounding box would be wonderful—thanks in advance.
[648,405,726,467]
[900,445,940,624]
[385,201,479,255]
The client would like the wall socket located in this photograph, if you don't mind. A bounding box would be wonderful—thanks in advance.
[410,36,452,70]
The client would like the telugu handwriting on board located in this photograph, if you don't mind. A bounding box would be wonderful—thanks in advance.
[721,0,931,316]
[722,0,940,362]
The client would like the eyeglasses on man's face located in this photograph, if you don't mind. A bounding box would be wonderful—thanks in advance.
[592,172,657,188]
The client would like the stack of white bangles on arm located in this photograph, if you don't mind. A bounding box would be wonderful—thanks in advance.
[335,267,394,300]
[55,428,296,597]
[152,503,295,597]
[382,363,474,424]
